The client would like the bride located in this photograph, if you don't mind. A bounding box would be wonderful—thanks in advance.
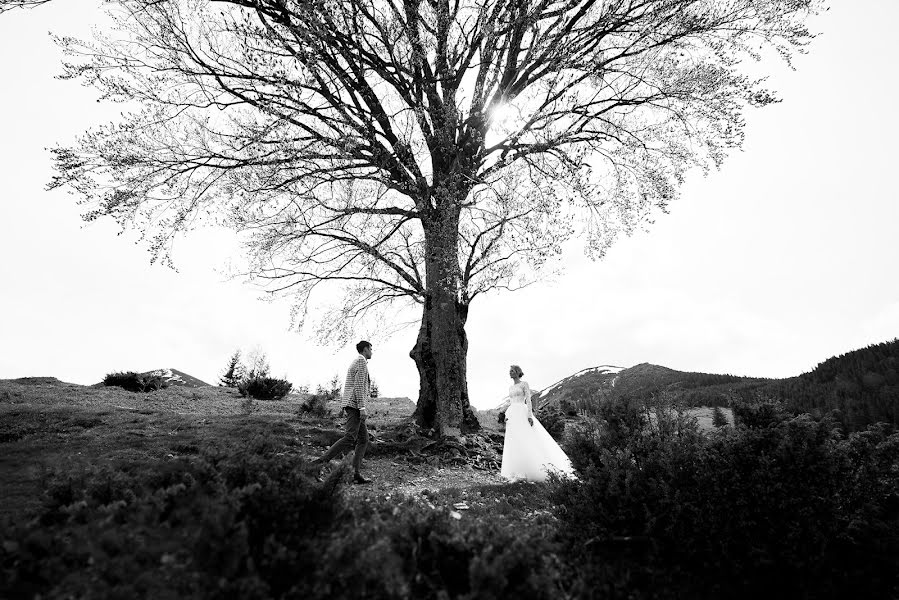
[500,364,577,482]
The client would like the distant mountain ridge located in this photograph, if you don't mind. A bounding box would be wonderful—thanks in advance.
[533,365,624,410]
[538,365,625,399]
[534,362,765,413]
[526,338,899,432]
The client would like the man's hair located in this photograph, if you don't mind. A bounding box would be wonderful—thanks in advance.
[356,340,372,354]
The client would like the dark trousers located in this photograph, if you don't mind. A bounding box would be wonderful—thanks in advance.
[320,407,368,472]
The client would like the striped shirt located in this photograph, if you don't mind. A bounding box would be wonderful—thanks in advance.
[342,354,370,411]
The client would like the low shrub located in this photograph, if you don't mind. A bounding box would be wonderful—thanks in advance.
[1,437,345,599]
[553,397,899,598]
[238,376,293,401]
[315,377,342,403]
[299,393,331,418]
[102,371,169,393]
[307,488,563,600]
[1,433,568,600]
[239,396,258,416]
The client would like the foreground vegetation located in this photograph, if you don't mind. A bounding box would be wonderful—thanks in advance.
[1,380,897,599]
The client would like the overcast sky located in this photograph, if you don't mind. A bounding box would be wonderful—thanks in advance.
[1,1,897,409]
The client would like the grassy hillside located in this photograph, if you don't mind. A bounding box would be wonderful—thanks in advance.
[2,377,898,598]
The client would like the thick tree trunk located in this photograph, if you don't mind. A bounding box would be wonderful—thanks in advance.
[410,298,480,435]
[409,208,481,437]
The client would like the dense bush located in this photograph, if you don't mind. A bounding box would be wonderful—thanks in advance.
[1,437,345,599]
[102,371,169,393]
[554,398,899,598]
[536,408,566,441]
[731,398,786,429]
[313,499,563,600]
[238,376,293,401]
[299,394,332,418]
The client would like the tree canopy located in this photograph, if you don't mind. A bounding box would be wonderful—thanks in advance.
[49,0,823,338]
[44,0,824,434]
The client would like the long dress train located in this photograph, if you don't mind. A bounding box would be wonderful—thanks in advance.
[500,381,576,482]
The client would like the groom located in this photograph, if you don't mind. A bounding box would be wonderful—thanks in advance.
[314,340,373,484]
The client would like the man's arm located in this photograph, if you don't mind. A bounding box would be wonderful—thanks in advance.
[353,358,368,413]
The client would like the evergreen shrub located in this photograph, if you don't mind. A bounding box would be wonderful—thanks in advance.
[299,394,331,417]
[102,371,169,393]
[238,376,292,401]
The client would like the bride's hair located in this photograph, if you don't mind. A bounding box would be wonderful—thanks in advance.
[510,364,524,377]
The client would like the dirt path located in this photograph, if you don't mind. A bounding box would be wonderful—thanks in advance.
[293,395,510,500]
[314,454,506,499]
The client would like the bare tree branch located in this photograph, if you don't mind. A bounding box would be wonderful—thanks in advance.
[46,0,823,344]
[0,0,53,13]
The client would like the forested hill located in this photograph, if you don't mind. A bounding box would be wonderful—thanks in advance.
[771,338,899,431]
[604,363,767,407]
[536,362,771,414]
[801,338,899,386]
[537,339,899,432]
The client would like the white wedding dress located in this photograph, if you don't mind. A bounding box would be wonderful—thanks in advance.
[500,380,577,482]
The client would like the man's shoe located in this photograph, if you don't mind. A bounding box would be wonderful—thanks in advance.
[353,472,372,485]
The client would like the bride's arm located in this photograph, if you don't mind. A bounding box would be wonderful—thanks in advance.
[525,382,534,419]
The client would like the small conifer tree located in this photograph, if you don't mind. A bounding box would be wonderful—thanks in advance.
[219,350,246,388]
[328,374,342,401]
[712,406,729,428]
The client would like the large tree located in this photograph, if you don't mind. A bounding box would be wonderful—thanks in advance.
[47,0,822,437]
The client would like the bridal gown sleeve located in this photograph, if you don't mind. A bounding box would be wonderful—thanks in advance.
[524,382,534,418]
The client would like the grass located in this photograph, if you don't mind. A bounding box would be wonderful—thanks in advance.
[3,378,897,599]
[0,380,513,525]
[0,383,314,522]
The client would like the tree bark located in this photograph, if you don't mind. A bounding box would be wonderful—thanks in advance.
[410,297,480,435]
[410,206,481,437]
